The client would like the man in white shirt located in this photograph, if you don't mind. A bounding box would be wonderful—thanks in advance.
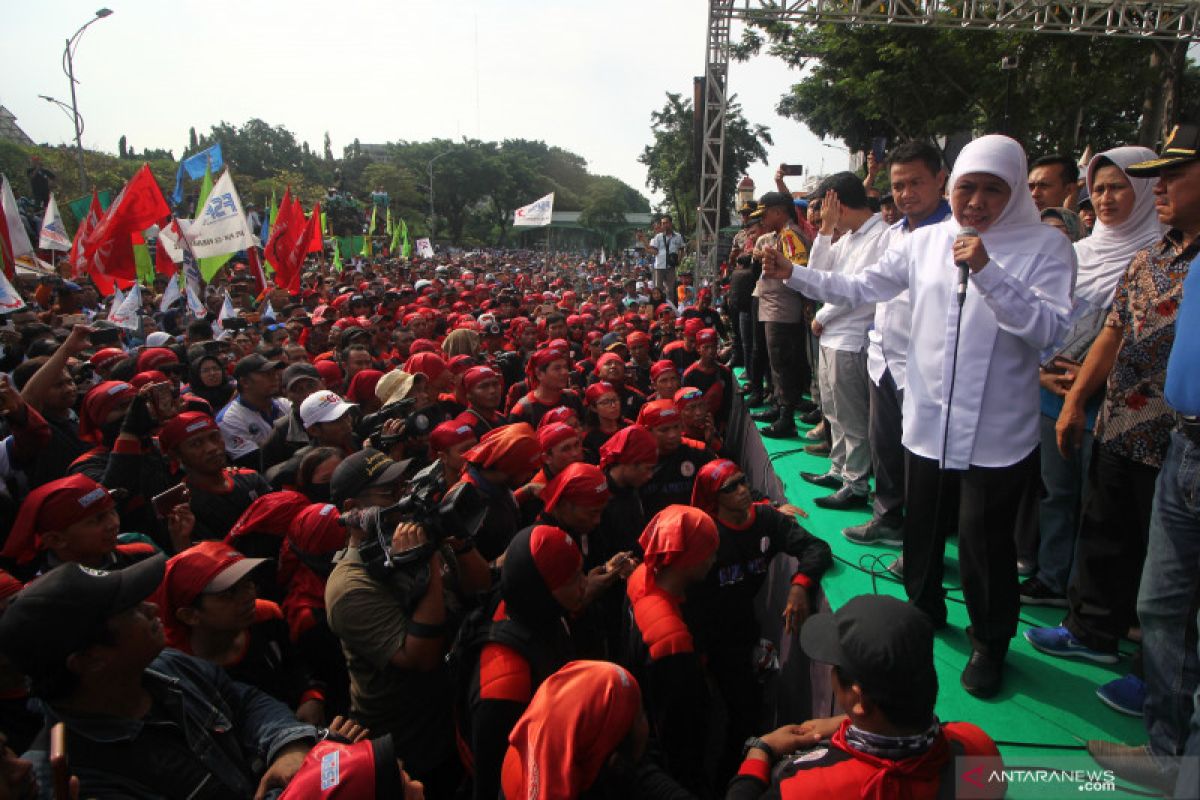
[843,142,951,546]
[647,216,684,298]
[762,135,1073,698]
[216,353,292,471]
[798,173,888,510]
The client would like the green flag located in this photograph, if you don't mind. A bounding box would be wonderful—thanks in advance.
[400,219,411,259]
[368,206,377,236]
[321,211,328,236]
[268,189,278,225]
[331,239,343,272]
[386,207,393,236]
[360,232,372,259]
[389,217,402,253]
[133,233,154,285]
[193,163,232,281]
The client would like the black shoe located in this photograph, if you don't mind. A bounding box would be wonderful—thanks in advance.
[751,406,780,422]
[760,418,798,438]
[796,399,819,414]
[814,486,870,511]
[800,471,841,489]
[799,408,822,425]
[961,648,1004,698]
[1019,575,1068,607]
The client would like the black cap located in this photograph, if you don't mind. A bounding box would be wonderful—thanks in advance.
[814,171,870,209]
[0,554,166,675]
[282,362,321,390]
[233,353,284,379]
[1127,122,1200,176]
[800,594,937,715]
[330,448,413,506]
[757,191,794,211]
[738,200,759,215]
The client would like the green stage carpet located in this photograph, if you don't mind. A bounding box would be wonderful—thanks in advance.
[743,392,1150,798]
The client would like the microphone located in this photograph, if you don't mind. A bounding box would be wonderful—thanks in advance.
[955,226,979,307]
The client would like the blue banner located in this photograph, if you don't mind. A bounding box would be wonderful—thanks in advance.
[171,143,224,206]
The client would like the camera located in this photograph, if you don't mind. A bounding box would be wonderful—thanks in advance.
[359,397,417,447]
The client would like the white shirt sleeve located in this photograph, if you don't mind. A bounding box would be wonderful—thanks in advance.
[785,242,910,307]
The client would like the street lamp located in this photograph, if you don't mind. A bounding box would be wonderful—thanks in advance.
[62,8,114,194]
[426,149,452,241]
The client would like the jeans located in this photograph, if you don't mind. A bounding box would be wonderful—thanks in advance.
[1035,414,1093,594]
[1137,429,1200,779]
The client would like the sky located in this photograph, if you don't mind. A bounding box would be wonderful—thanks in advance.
[2,0,850,209]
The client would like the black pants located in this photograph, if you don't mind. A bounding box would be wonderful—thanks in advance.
[868,368,905,526]
[764,320,809,411]
[1065,443,1160,653]
[747,299,772,396]
[903,448,1039,648]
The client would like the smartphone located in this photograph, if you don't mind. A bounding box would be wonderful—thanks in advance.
[151,483,190,518]
[60,313,88,327]
[146,382,178,422]
[780,164,804,176]
[89,327,122,346]
[871,137,889,162]
[50,722,69,800]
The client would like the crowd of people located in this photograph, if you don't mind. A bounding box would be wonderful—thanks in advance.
[0,121,1194,799]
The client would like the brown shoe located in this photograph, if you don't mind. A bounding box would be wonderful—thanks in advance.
[804,441,831,456]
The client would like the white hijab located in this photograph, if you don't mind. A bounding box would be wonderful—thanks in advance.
[948,135,1048,257]
[1072,146,1164,309]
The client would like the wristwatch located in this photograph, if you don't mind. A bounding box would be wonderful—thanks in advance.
[741,736,777,763]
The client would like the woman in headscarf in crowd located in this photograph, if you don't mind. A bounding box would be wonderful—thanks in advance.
[466,524,588,800]
[277,502,351,718]
[500,660,692,800]
[1040,207,1087,242]
[442,327,481,358]
[689,459,831,783]
[624,505,719,797]
[582,381,629,464]
[157,540,326,725]
[457,423,543,561]
[593,353,646,420]
[187,353,234,412]
[345,368,384,415]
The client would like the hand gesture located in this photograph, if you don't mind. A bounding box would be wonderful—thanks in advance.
[327,715,370,744]
[166,502,195,553]
[782,584,811,634]
[819,190,843,235]
[65,324,95,356]
[952,234,990,272]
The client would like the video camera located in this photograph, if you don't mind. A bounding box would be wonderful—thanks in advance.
[359,397,416,447]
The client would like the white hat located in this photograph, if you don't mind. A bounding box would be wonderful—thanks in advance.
[145,331,174,347]
[299,390,356,427]
[375,369,424,406]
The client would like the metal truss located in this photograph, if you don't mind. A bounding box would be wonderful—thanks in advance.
[693,0,1199,279]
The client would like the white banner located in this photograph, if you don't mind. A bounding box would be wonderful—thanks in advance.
[159,274,182,312]
[38,194,71,251]
[1,176,35,259]
[415,238,435,259]
[0,269,26,312]
[512,192,554,227]
[183,170,256,258]
[157,219,188,264]
[108,283,142,330]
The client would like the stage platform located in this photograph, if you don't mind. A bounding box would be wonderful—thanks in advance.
[734,388,1149,798]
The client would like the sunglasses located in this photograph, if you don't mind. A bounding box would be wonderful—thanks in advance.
[719,475,748,494]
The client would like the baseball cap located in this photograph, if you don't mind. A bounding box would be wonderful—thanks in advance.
[0,474,120,566]
[757,191,794,211]
[163,541,268,605]
[233,353,284,379]
[282,362,322,391]
[145,331,174,347]
[300,390,356,427]
[800,594,938,718]
[0,554,167,675]
[1127,122,1200,176]
[330,448,413,506]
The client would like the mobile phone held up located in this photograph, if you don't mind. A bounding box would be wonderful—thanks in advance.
[780,164,804,177]
[151,483,191,518]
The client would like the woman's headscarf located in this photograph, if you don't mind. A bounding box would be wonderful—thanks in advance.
[638,504,718,574]
[1040,207,1086,242]
[502,660,643,800]
[442,327,481,357]
[187,355,234,411]
[948,135,1045,253]
[1073,146,1164,310]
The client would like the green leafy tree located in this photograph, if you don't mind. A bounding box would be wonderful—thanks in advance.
[640,92,770,233]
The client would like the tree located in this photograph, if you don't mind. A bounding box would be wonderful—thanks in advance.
[189,127,198,151]
[734,22,1164,159]
[323,131,333,161]
[640,93,770,233]
[118,135,127,159]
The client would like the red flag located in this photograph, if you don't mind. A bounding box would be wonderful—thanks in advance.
[82,165,170,281]
[246,246,266,295]
[264,187,296,273]
[69,191,103,278]
[305,202,324,254]
[154,237,177,278]
[0,213,12,281]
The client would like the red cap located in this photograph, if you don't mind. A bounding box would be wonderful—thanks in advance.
[584,381,618,407]
[593,352,623,376]
[649,360,677,382]
[158,411,219,453]
[696,328,718,346]
[136,347,179,373]
[537,422,579,454]
[538,406,578,429]
[315,360,344,392]
[541,463,610,515]
[130,370,168,389]
[673,386,706,409]
[464,423,541,475]
[462,366,501,394]
[626,331,651,348]
[639,505,719,573]
[409,338,440,354]
[89,347,126,371]
[79,381,135,443]
[404,352,448,382]
[690,458,741,516]
[637,399,680,429]
[598,424,658,469]
[683,318,705,339]
[226,491,311,542]
[1,474,116,565]
[447,354,475,375]
[279,737,403,799]
[431,420,477,452]
[287,503,344,555]
[159,541,268,648]
[527,524,584,589]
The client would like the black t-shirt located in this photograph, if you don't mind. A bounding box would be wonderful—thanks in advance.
[639,443,712,520]
[186,468,273,540]
[33,414,89,488]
